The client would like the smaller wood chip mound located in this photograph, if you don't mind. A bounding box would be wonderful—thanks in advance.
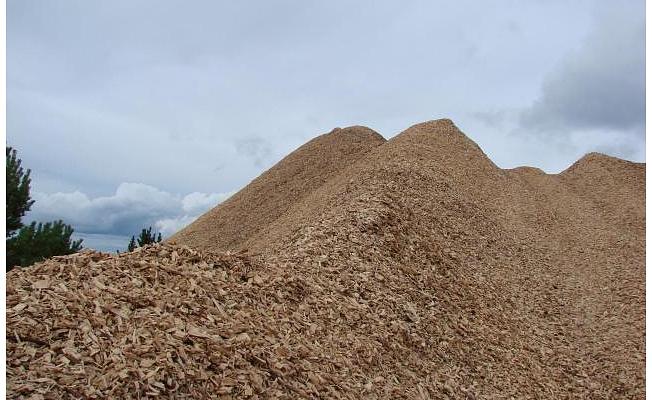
[170,126,386,253]
[6,244,274,399]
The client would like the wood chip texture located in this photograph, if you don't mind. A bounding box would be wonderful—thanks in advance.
[7,119,645,399]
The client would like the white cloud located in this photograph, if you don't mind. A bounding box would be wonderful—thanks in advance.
[26,183,232,243]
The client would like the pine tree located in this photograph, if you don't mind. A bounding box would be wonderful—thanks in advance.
[6,147,83,270]
[137,227,154,247]
[128,236,137,252]
[6,147,34,237]
[127,226,162,251]
[7,220,83,268]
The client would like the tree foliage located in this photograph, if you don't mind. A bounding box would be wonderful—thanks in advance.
[128,236,137,252]
[6,146,83,270]
[127,226,162,252]
[7,220,83,268]
[137,227,162,247]
[6,147,34,237]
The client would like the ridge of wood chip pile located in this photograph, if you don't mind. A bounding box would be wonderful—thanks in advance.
[7,119,645,399]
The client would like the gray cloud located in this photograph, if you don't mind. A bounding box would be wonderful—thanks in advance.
[464,1,645,170]
[519,2,645,136]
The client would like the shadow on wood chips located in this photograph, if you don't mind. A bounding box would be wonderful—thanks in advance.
[7,119,645,399]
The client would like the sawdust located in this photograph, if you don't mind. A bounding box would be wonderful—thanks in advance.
[7,119,645,399]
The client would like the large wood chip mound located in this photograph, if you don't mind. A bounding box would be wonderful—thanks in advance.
[7,119,645,399]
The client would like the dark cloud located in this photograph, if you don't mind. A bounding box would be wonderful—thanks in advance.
[519,2,645,136]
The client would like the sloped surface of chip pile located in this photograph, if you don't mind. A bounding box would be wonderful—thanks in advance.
[169,126,386,253]
[7,119,645,399]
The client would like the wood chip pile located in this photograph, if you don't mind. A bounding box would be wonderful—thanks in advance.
[7,119,645,399]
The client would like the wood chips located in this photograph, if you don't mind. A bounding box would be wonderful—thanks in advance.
[6,119,645,399]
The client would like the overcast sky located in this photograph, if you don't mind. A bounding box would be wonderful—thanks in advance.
[7,0,645,252]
